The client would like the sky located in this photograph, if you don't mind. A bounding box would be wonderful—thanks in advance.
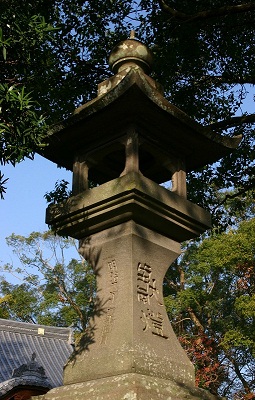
[0,155,72,267]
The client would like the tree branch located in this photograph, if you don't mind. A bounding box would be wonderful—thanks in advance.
[212,185,255,214]
[195,74,255,86]
[158,0,255,22]
[164,275,178,290]
[204,113,255,132]
[55,276,86,329]
[179,266,185,291]
[187,307,205,332]
[172,317,191,325]
[227,352,252,394]
[158,0,187,19]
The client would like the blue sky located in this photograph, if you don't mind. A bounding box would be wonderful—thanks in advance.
[0,155,72,267]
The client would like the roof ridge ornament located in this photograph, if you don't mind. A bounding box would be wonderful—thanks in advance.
[129,30,136,39]
[12,352,47,378]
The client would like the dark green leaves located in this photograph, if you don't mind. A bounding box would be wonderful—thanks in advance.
[0,83,48,165]
[165,218,255,397]
[44,179,71,204]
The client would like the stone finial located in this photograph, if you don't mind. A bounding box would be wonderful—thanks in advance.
[109,34,153,74]
[129,30,135,39]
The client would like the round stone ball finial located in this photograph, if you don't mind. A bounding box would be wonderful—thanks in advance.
[109,32,154,74]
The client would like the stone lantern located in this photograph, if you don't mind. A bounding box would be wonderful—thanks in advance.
[38,34,241,400]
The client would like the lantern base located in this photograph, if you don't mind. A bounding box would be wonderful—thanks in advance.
[32,373,217,400]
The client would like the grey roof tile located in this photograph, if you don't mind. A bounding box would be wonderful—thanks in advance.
[0,373,52,397]
[0,319,73,391]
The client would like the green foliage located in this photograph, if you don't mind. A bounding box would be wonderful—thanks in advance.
[0,280,39,323]
[0,0,255,217]
[137,0,255,229]
[164,218,255,398]
[0,0,133,198]
[44,179,71,204]
[0,171,8,199]
[0,5,58,196]
[0,231,96,330]
[0,83,48,163]
[44,179,99,204]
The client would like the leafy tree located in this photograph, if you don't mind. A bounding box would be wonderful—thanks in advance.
[0,5,59,196]
[138,0,255,228]
[0,231,96,331]
[0,0,132,197]
[164,217,255,398]
[0,0,254,226]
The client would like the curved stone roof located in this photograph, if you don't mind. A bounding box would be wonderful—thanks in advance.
[42,65,240,183]
[40,37,241,187]
[0,319,73,396]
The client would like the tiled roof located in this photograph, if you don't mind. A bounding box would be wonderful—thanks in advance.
[0,318,73,395]
[0,374,51,397]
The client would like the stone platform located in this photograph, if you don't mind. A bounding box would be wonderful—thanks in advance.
[32,373,217,400]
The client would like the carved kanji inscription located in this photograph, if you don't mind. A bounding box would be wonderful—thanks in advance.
[137,262,168,339]
[108,260,118,303]
[100,307,115,345]
[141,308,168,339]
[100,260,118,344]
[137,262,162,306]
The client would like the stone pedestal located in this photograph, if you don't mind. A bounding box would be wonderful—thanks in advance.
[64,222,193,386]
[33,219,219,400]
[34,173,216,400]
[33,373,218,400]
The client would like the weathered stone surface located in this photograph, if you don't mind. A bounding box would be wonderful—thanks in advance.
[32,373,217,400]
[46,172,211,241]
[109,37,154,74]
[62,222,193,387]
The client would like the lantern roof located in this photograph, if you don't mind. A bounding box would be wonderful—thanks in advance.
[41,36,241,185]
